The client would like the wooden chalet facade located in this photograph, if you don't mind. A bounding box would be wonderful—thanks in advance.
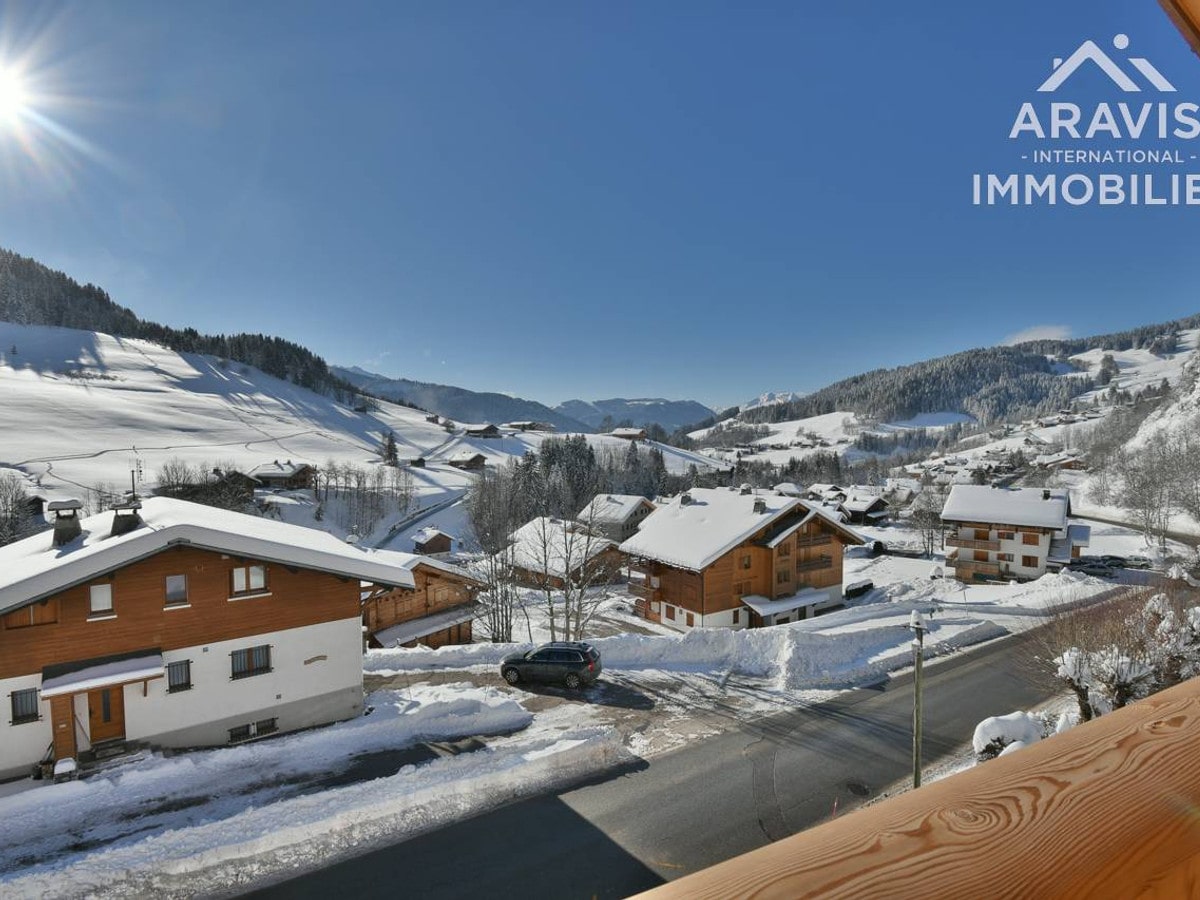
[248,459,316,490]
[578,494,657,543]
[941,485,1089,582]
[448,451,487,471]
[412,527,453,555]
[0,498,417,781]
[463,424,500,439]
[362,557,483,649]
[503,517,624,591]
[620,487,865,632]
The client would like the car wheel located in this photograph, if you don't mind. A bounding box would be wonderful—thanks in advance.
[564,672,582,690]
[503,668,520,685]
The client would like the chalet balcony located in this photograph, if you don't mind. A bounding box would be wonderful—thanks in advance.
[795,534,833,548]
[945,553,1000,576]
[795,555,833,573]
[637,676,1200,899]
[945,535,1001,552]
[625,569,661,603]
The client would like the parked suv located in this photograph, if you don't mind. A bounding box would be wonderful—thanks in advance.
[500,641,603,689]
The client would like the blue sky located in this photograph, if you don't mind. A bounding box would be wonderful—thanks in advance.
[0,1,1198,411]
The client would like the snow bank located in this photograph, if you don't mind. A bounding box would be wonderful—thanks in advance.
[367,613,1010,691]
[972,711,1044,755]
[0,691,623,899]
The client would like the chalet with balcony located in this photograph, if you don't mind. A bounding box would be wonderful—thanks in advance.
[940,485,1089,583]
[839,494,889,526]
[463,424,501,439]
[620,486,865,631]
[577,494,657,543]
[610,427,647,441]
[0,497,420,782]
[362,555,483,649]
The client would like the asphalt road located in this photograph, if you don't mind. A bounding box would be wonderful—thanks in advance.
[251,630,1057,900]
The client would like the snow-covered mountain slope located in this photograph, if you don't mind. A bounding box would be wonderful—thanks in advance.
[554,397,715,431]
[0,323,726,504]
[739,391,804,412]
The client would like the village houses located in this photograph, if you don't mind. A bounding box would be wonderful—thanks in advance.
[620,486,865,631]
[577,494,657,543]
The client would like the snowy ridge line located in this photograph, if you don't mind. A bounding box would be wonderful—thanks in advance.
[0,720,627,898]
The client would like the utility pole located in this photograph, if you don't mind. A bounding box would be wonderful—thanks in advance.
[908,609,927,788]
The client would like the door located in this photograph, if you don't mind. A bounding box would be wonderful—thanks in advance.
[88,686,126,744]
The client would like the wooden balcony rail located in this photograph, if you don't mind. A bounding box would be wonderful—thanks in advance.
[794,556,833,573]
[944,535,1000,552]
[944,555,1000,575]
[636,675,1200,899]
[795,534,833,548]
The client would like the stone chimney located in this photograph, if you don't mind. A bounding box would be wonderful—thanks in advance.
[47,499,83,547]
[753,497,768,514]
[1042,489,1051,500]
[110,498,143,537]
[680,492,693,506]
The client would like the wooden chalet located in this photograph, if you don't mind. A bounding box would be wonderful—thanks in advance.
[941,485,1089,582]
[578,494,657,543]
[448,451,487,471]
[502,517,623,591]
[620,486,865,631]
[610,427,647,441]
[463,424,500,439]
[362,556,483,649]
[412,527,453,555]
[248,459,316,490]
[0,497,419,781]
[839,494,889,526]
[401,456,426,469]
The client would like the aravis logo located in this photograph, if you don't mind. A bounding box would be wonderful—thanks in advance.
[972,33,1200,207]
[1038,34,1176,93]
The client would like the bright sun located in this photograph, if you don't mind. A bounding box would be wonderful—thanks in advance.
[0,67,29,122]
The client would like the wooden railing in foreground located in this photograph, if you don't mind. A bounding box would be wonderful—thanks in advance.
[636,676,1200,899]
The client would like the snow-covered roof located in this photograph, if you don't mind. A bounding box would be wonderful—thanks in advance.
[611,428,646,438]
[413,527,453,544]
[448,450,486,463]
[373,605,475,647]
[764,506,865,549]
[505,517,616,579]
[620,487,863,572]
[41,652,165,699]
[0,497,424,615]
[841,495,887,514]
[940,485,1070,530]
[741,589,830,618]
[248,459,312,479]
[773,482,803,497]
[578,494,654,524]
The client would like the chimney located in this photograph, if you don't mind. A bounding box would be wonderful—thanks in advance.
[680,492,692,506]
[110,498,143,537]
[47,499,83,547]
[753,497,768,514]
[1042,489,1051,500]
[739,483,752,495]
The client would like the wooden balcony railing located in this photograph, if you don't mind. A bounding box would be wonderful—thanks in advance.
[794,556,833,573]
[945,554,1000,575]
[945,535,1000,552]
[637,675,1200,899]
[795,534,833,548]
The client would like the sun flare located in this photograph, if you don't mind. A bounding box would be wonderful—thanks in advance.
[0,66,29,121]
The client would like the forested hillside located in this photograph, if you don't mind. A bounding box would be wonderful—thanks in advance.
[0,247,355,398]
[740,314,1200,427]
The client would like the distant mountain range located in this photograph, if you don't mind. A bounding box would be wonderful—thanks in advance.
[332,367,593,432]
[554,398,716,432]
[333,368,716,434]
[739,391,805,412]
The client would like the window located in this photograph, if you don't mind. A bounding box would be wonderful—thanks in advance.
[740,554,752,570]
[231,644,272,679]
[686,612,695,627]
[228,717,278,743]
[167,660,192,693]
[231,564,268,596]
[665,605,676,621]
[998,553,1014,562]
[974,528,990,541]
[999,531,1015,541]
[89,584,113,616]
[10,688,39,725]
[777,569,791,584]
[1022,532,1040,546]
[732,609,740,625]
[778,543,791,557]
[733,580,751,597]
[1022,555,1038,568]
[164,574,189,606]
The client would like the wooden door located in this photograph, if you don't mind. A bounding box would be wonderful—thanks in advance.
[88,686,126,744]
